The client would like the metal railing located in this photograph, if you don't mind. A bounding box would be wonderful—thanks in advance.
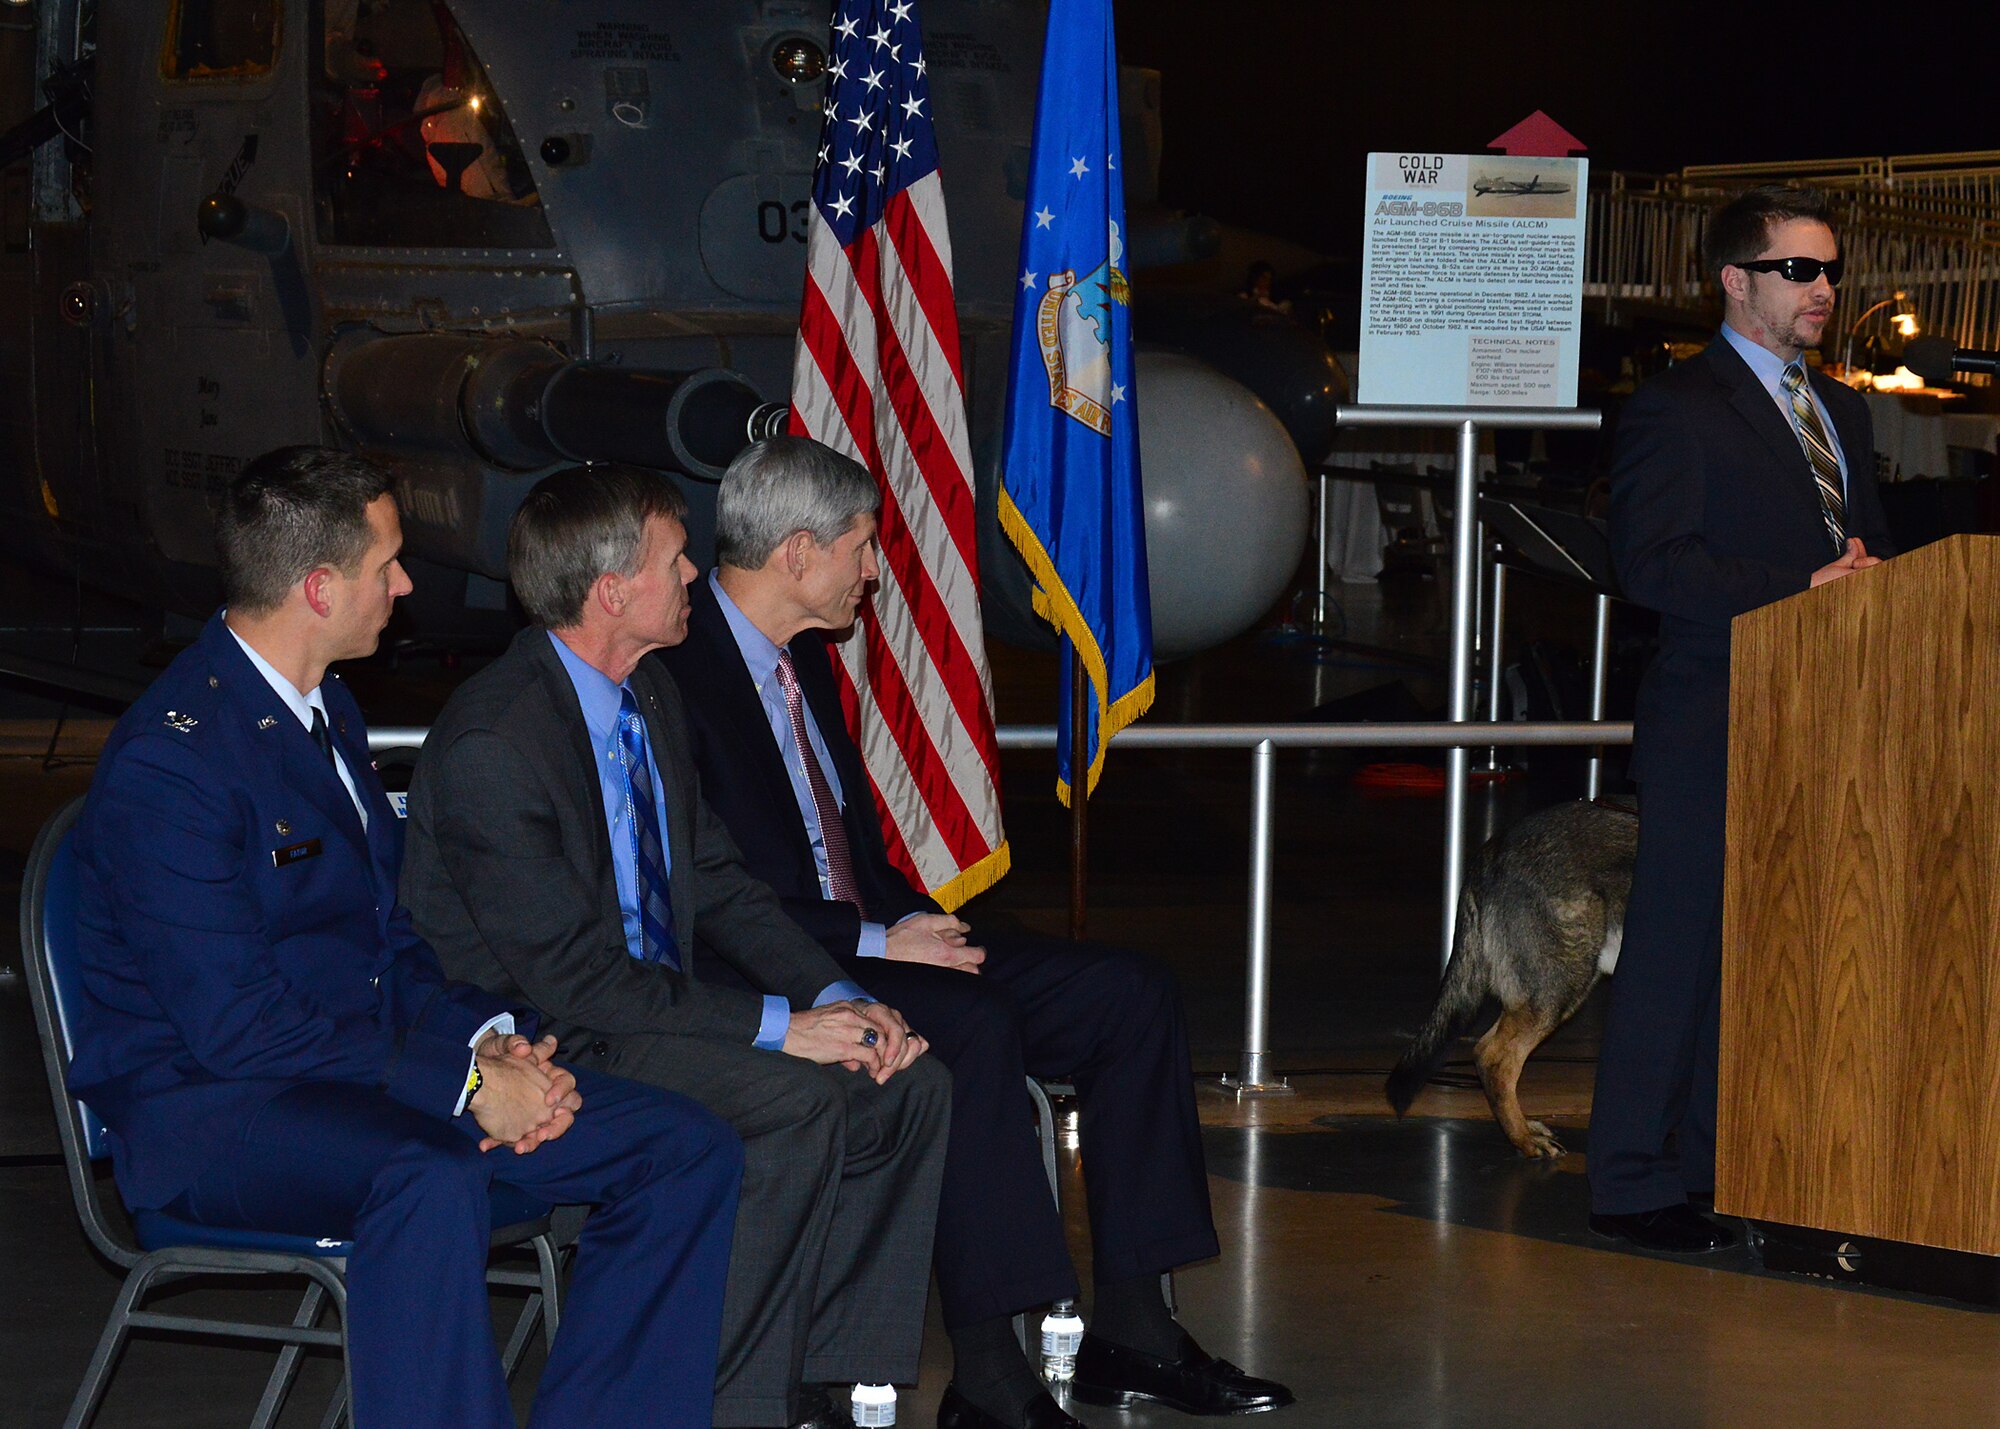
[371,716,1633,1097]
[1588,157,2000,360]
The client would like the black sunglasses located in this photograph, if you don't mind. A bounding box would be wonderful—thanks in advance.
[1734,255,1844,286]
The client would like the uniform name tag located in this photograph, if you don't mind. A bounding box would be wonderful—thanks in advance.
[272,839,323,869]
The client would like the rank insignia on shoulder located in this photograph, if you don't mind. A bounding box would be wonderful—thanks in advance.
[257,716,277,730]
[164,710,198,733]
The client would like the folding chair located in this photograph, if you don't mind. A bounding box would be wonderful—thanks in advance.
[21,797,564,1429]
[1018,1077,1176,1353]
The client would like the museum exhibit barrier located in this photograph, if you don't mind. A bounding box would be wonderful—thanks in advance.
[1716,533,2000,1252]
[373,716,1633,1099]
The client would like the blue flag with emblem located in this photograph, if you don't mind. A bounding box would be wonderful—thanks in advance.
[997,0,1151,805]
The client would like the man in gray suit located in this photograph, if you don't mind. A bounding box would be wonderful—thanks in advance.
[402,466,949,1429]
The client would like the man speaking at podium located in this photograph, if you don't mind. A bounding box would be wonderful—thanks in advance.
[1591,185,1894,1253]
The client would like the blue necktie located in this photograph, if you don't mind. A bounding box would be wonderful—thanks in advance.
[617,690,680,968]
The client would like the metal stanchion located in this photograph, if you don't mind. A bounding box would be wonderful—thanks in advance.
[1477,549,1508,774]
[1312,471,1334,631]
[1440,421,1480,971]
[1217,739,1290,1095]
[1333,404,1603,969]
[1586,592,1614,801]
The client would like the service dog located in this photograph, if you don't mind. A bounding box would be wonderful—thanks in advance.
[1386,798,1638,1158]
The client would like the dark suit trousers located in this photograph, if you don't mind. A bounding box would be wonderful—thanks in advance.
[1587,767,1727,1215]
[165,1067,742,1429]
[842,926,1219,1328]
[595,1037,949,1426]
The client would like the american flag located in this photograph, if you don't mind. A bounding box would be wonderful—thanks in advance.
[788,0,1009,909]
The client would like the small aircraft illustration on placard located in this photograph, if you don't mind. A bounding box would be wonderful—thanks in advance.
[1472,173,1572,197]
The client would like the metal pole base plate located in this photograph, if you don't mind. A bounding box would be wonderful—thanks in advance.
[1200,1075,1296,1099]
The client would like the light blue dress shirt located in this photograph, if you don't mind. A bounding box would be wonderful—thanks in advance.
[711,573,895,959]
[1719,323,1849,494]
[548,631,865,1051]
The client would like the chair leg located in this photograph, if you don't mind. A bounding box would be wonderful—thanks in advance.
[249,1281,328,1429]
[534,1231,563,1347]
[63,1260,164,1429]
[317,1268,352,1429]
[1025,1077,1059,1208]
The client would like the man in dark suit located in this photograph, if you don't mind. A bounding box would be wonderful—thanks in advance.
[654,436,1294,1429]
[402,466,948,1429]
[65,446,743,1428]
[1592,186,1893,1253]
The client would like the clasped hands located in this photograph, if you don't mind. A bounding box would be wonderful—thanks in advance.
[1810,537,1883,587]
[469,1032,583,1155]
[783,999,928,1084]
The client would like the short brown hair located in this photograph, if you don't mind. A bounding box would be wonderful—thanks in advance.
[1704,184,1836,284]
[216,446,392,615]
[508,465,690,628]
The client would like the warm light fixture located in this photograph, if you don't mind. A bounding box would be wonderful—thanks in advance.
[1870,366,1924,391]
[1844,290,1920,374]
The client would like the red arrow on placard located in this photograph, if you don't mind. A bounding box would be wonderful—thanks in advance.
[1488,111,1586,157]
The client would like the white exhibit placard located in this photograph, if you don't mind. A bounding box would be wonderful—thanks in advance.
[1358,152,1588,407]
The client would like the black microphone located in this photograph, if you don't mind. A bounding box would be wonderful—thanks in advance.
[1902,336,2000,383]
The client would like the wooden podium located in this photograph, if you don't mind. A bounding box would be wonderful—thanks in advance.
[1717,533,2000,1253]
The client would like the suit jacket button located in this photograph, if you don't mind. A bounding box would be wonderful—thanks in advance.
[590,1040,609,1057]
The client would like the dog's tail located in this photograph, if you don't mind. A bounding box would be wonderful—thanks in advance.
[1385,882,1491,1116]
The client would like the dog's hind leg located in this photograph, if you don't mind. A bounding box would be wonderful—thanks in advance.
[1474,1005,1567,1158]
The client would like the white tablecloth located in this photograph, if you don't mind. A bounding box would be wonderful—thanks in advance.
[1863,392,2000,482]
[1318,438,1499,582]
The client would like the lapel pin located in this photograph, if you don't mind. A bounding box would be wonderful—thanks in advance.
[164,710,198,733]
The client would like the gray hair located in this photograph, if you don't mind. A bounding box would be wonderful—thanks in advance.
[714,436,880,569]
[508,464,689,629]
[217,446,392,615]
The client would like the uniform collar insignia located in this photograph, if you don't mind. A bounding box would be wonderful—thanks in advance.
[164,710,198,733]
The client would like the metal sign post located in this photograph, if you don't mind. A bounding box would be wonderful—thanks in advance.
[1333,404,1604,969]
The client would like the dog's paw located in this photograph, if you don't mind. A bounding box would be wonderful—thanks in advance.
[1519,1121,1567,1159]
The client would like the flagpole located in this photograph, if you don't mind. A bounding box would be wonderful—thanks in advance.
[1068,643,1089,940]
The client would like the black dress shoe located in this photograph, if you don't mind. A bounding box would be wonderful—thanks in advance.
[1069,1331,1295,1416]
[790,1386,843,1429]
[935,1383,1081,1429]
[1589,1204,1738,1254]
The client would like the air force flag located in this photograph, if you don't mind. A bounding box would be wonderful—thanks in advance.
[998,0,1152,804]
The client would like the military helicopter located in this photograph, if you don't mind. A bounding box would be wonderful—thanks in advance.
[0,0,1335,656]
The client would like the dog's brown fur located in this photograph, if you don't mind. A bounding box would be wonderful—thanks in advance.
[1386,799,1638,1157]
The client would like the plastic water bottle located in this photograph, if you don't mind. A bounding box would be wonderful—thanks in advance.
[851,1383,896,1426]
[1039,1300,1085,1384]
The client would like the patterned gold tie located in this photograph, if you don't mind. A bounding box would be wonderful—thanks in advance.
[1782,362,1848,551]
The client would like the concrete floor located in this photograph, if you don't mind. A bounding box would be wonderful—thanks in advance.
[4,569,1998,1427]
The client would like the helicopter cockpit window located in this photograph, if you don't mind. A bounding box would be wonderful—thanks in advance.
[313,0,552,249]
[162,0,281,82]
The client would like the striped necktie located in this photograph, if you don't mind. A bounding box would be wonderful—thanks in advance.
[1782,362,1848,551]
[616,690,680,967]
[775,649,863,911]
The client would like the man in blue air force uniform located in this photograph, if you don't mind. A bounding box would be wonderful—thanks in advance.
[65,446,743,1428]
